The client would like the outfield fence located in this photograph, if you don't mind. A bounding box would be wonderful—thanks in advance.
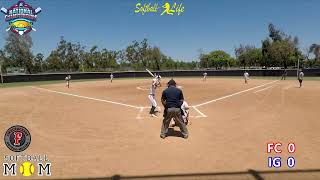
[2,69,320,83]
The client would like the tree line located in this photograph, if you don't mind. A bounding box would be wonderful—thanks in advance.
[200,24,320,70]
[0,35,198,74]
[0,23,319,74]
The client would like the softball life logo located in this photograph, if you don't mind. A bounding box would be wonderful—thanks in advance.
[1,1,41,35]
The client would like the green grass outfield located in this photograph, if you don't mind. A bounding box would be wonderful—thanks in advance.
[1,76,319,88]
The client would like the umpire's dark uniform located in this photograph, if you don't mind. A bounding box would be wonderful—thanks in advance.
[160,79,189,139]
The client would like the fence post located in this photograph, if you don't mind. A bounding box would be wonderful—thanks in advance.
[0,63,3,84]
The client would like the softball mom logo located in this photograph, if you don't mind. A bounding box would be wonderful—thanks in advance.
[3,125,51,177]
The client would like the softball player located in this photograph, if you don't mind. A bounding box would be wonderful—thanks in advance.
[203,72,207,81]
[110,73,114,83]
[156,74,162,87]
[65,75,71,88]
[148,78,160,117]
[298,70,304,88]
[170,100,190,127]
[281,69,287,80]
[244,71,249,84]
[181,101,190,125]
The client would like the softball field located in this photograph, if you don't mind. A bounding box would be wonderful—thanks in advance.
[0,77,320,180]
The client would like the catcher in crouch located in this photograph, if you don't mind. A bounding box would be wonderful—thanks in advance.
[170,100,191,127]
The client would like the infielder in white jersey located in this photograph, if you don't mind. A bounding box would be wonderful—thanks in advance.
[298,70,304,88]
[244,71,249,84]
[110,73,114,83]
[203,72,207,81]
[65,75,71,88]
[148,78,161,117]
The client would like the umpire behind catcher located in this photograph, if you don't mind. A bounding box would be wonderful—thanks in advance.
[160,79,189,139]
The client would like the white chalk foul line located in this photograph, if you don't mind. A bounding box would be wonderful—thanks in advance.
[31,86,141,109]
[192,106,207,117]
[254,85,275,93]
[194,80,279,107]
[136,107,144,119]
[284,85,292,90]
[136,86,149,91]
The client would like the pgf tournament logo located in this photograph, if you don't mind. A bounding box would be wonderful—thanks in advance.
[1,1,41,35]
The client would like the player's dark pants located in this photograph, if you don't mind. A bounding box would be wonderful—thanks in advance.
[160,108,188,138]
[299,79,303,87]
[281,74,287,80]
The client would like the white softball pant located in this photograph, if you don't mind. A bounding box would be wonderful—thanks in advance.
[148,94,157,107]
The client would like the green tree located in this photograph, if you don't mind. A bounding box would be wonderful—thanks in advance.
[33,53,44,73]
[161,57,176,70]
[147,46,163,70]
[200,54,209,68]
[261,38,272,67]
[0,49,7,73]
[46,50,62,72]
[4,32,34,73]
[239,48,262,68]
[267,40,299,68]
[125,40,141,64]
[235,45,257,68]
[65,42,80,72]
[207,50,232,69]
[100,49,118,69]
[261,24,301,68]
[309,44,320,65]
[268,23,285,42]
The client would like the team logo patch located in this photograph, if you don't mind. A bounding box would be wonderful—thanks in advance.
[4,125,31,152]
[1,1,41,35]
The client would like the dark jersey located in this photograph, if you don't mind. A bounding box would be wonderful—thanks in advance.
[161,86,184,108]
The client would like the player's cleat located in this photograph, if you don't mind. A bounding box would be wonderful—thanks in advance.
[160,134,167,139]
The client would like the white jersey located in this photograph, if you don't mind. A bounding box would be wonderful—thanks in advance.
[244,72,249,79]
[181,101,190,124]
[181,101,189,116]
[203,73,207,77]
[110,74,113,79]
[298,72,304,80]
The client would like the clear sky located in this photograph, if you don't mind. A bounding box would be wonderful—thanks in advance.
[0,0,319,61]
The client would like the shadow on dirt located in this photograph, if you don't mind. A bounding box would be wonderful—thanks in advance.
[166,128,184,138]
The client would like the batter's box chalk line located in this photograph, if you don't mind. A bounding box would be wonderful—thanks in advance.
[135,106,207,120]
